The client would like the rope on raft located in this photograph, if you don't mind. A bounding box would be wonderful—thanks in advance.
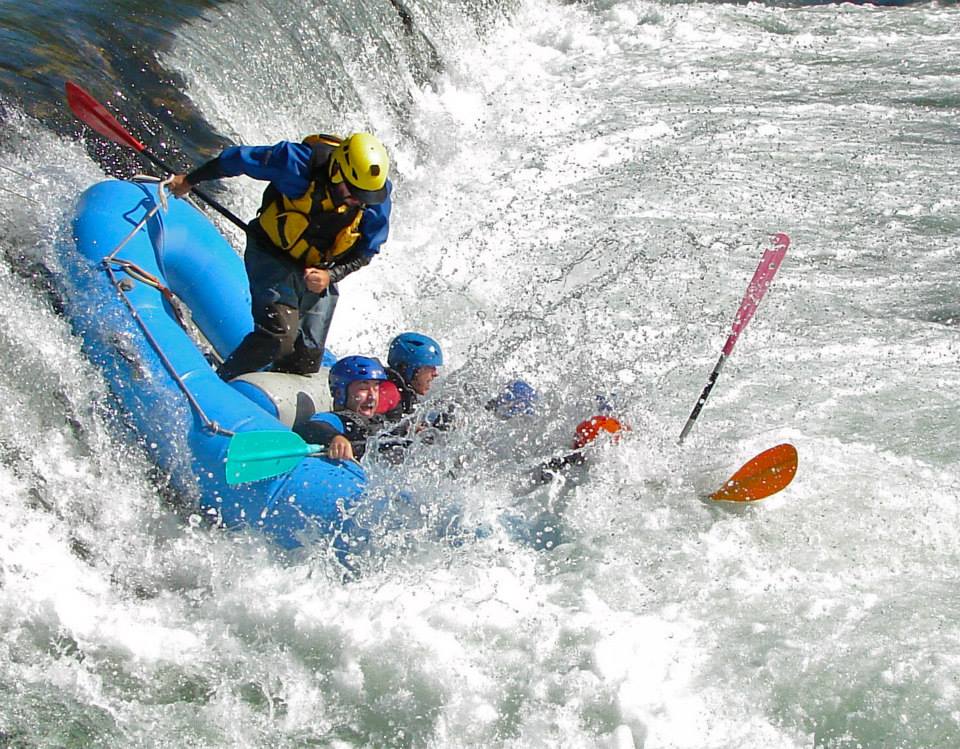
[100,177,233,437]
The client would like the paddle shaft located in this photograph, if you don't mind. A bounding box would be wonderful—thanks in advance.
[237,444,323,462]
[678,233,789,444]
[678,351,727,444]
[65,81,248,232]
[138,149,248,232]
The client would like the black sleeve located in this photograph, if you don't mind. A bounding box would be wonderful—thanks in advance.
[293,418,342,448]
[186,157,227,185]
[293,413,379,460]
[327,252,373,284]
[335,412,383,460]
[535,451,586,483]
[425,402,457,431]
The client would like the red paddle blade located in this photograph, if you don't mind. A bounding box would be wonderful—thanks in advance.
[710,443,798,502]
[65,81,145,152]
[723,232,790,356]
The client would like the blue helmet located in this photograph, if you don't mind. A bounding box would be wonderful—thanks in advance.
[387,332,443,382]
[329,355,388,408]
[486,379,540,419]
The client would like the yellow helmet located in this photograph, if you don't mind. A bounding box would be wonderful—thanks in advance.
[329,132,390,205]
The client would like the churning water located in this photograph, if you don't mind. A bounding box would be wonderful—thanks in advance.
[1,0,959,746]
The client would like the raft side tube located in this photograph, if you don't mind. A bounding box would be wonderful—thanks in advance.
[67,179,366,548]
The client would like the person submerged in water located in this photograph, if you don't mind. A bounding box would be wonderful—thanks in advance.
[485,379,540,420]
[503,401,629,551]
[534,413,627,483]
[484,382,628,484]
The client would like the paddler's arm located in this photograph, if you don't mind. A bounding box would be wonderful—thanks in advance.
[535,450,586,484]
[305,253,373,293]
[326,186,393,283]
[293,414,355,461]
[169,142,313,198]
[326,254,373,284]
[509,449,587,497]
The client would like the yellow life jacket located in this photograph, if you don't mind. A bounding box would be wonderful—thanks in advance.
[254,134,364,268]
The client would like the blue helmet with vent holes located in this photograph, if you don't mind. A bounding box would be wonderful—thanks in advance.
[387,333,443,382]
[329,356,388,408]
[486,379,539,419]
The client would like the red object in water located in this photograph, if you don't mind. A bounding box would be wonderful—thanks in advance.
[376,380,401,414]
[572,415,625,450]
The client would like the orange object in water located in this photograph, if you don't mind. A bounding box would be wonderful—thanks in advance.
[710,443,798,502]
[572,415,625,449]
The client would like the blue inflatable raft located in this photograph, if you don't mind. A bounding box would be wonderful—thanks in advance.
[65,179,366,550]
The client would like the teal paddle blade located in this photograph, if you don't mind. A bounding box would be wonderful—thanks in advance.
[225,430,323,485]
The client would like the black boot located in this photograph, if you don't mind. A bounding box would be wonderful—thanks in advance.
[272,335,323,375]
[217,304,298,381]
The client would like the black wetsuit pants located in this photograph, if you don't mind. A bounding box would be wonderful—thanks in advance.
[217,234,338,380]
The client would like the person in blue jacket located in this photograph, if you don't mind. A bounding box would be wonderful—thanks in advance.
[294,355,389,461]
[170,133,392,379]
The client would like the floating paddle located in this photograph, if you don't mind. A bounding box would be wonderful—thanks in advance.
[678,232,790,444]
[225,431,324,485]
[709,443,797,502]
[65,81,248,232]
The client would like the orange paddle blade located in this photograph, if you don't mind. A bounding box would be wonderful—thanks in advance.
[710,443,798,502]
